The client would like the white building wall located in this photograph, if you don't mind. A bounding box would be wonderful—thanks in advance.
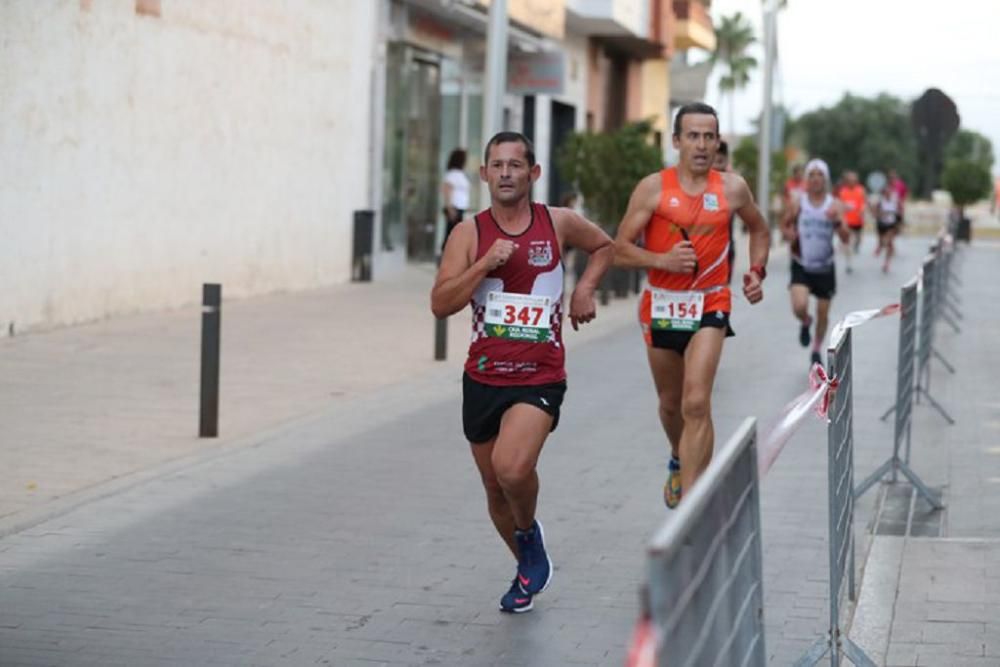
[0,0,377,333]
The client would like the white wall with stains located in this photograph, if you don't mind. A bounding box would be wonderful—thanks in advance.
[0,0,378,332]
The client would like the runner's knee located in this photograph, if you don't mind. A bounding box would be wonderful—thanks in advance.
[681,394,711,422]
[481,475,507,506]
[492,452,535,489]
[658,391,682,422]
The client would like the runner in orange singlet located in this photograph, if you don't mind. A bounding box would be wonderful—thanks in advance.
[615,103,770,508]
[838,170,867,273]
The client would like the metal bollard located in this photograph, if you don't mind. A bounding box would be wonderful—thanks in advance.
[352,210,374,282]
[199,283,222,438]
[434,317,447,361]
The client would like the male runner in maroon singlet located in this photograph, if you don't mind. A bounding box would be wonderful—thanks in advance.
[431,132,613,613]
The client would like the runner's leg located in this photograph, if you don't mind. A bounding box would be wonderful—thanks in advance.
[814,297,832,351]
[791,284,810,323]
[646,346,685,458]
[884,227,897,269]
[791,282,812,347]
[491,404,553,531]
[469,438,518,558]
[678,326,726,495]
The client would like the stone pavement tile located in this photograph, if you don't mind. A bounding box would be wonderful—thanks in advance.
[887,641,920,666]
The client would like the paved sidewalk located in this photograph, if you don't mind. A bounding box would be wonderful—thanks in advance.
[0,263,637,533]
[847,236,1000,666]
[1,234,998,666]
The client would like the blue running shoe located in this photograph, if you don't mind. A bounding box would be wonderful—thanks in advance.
[514,520,552,595]
[499,578,533,613]
[664,456,682,509]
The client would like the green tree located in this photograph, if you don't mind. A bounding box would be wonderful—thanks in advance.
[945,129,994,171]
[731,137,786,201]
[941,159,992,216]
[711,12,758,137]
[795,93,918,188]
[556,120,664,232]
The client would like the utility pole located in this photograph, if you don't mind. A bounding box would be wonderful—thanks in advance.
[757,0,779,238]
[481,0,509,205]
[483,0,508,140]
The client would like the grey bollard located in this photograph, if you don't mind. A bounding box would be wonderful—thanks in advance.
[434,317,447,361]
[199,283,222,438]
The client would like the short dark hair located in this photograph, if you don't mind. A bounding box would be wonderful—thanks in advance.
[484,131,536,166]
[672,102,719,138]
[446,149,466,171]
[717,139,729,157]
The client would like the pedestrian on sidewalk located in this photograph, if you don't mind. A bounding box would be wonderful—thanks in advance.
[613,103,770,509]
[781,158,849,367]
[440,148,471,252]
[430,131,613,613]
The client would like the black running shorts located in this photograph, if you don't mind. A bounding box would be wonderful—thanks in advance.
[876,219,900,236]
[790,260,836,300]
[462,373,567,444]
[650,311,735,354]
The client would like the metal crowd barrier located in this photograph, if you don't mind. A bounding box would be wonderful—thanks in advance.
[914,252,955,424]
[646,418,767,667]
[797,328,875,667]
[858,278,942,507]
[933,235,962,334]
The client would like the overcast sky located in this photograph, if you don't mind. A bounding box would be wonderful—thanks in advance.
[700,0,1000,174]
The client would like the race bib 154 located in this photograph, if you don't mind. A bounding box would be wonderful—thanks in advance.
[650,289,703,332]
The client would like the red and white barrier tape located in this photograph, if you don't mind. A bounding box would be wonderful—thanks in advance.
[624,616,656,667]
[758,302,899,479]
[829,303,900,346]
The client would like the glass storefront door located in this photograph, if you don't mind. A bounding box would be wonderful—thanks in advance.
[382,45,442,263]
[403,55,442,261]
[381,35,489,263]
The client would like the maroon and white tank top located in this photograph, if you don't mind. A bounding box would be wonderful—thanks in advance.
[465,203,565,386]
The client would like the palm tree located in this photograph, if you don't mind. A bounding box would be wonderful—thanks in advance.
[710,12,758,137]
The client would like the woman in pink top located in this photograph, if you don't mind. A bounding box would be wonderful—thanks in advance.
[888,168,908,220]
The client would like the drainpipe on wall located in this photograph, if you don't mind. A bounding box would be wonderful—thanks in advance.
[368,0,390,275]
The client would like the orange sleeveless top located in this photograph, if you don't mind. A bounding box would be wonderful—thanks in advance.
[642,167,732,314]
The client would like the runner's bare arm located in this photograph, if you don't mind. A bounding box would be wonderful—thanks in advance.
[552,208,614,330]
[830,201,850,243]
[614,174,698,272]
[725,173,769,304]
[431,220,515,318]
[780,197,800,242]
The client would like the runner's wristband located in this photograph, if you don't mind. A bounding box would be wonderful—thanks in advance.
[750,264,767,281]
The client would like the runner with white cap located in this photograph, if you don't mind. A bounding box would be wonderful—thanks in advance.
[780,158,849,366]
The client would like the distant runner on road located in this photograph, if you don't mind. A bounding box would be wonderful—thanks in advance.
[837,170,867,273]
[781,158,849,366]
